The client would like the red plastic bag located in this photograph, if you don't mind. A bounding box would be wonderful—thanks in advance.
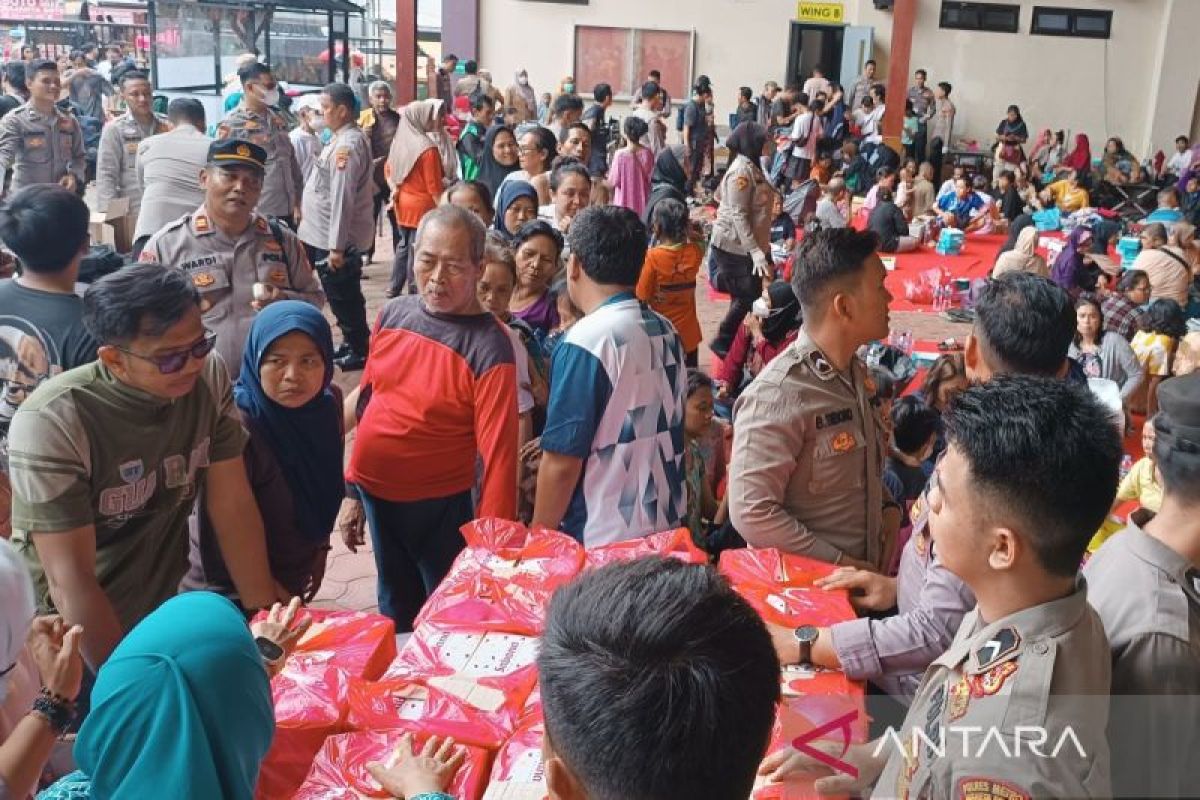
[255,664,350,800]
[346,673,523,750]
[584,528,708,569]
[415,518,585,636]
[481,713,548,799]
[294,729,491,800]
[250,608,397,681]
[718,549,854,628]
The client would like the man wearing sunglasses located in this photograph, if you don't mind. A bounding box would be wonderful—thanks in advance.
[6,265,283,671]
[140,139,324,372]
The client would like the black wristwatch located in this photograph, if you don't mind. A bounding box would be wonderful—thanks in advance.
[255,635,285,670]
[793,625,820,664]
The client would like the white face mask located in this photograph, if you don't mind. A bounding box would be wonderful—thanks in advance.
[518,75,529,86]
[260,86,280,107]
[310,114,326,130]
[752,297,771,318]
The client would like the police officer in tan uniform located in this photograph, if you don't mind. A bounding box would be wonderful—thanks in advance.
[0,59,85,198]
[1085,372,1200,798]
[761,377,1119,800]
[216,62,303,228]
[297,83,374,371]
[96,69,169,227]
[708,123,778,357]
[140,140,324,373]
[730,228,891,571]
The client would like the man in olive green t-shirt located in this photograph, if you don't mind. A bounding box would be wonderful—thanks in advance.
[8,265,282,670]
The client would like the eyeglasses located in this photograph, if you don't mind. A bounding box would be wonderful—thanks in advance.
[518,146,544,155]
[115,331,217,374]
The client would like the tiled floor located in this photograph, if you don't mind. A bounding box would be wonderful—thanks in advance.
[313,229,964,613]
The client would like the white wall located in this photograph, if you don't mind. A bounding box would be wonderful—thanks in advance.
[479,0,1194,157]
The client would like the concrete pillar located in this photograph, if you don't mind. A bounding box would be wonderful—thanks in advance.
[394,0,417,104]
[881,0,915,151]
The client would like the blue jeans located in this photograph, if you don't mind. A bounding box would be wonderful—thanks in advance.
[359,488,473,631]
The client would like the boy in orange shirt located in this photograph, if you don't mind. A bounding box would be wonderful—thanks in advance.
[635,198,705,366]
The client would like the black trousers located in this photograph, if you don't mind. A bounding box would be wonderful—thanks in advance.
[710,246,763,357]
[369,188,400,259]
[360,488,473,632]
[390,226,418,297]
[914,120,929,165]
[305,244,370,357]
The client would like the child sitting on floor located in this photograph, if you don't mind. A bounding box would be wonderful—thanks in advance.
[636,198,705,366]
[715,281,802,408]
[1113,416,1163,525]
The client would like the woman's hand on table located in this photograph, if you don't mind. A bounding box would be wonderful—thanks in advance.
[250,597,312,671]
[367,733,466,798]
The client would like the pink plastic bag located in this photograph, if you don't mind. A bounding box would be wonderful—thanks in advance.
[584,528,708,569]
[385,624,539,705]
[415,518,585,636]
[250,608,397,681]
[255,664,350,800]
[481,713,548,799]
[294,730,491,800]
[346,673,523,750]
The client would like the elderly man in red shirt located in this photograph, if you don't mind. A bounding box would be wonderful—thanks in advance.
[339,204,518,630]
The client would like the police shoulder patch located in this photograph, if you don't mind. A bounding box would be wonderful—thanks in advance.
[193,214,211,233]
[957,777,1030,800]
[974,627,1021,671]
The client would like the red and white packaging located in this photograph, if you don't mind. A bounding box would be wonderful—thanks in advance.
[255,664,350,800]
[293,729,492,800]
[250,608,397,681]
[584,528,709,569]
[378,623,540,743]
[481,714,548,800]
[415,518,585,636]
[346,673,522,750]
[718,549,854,628]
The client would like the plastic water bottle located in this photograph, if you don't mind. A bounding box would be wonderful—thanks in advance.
[1119,454,1134,479]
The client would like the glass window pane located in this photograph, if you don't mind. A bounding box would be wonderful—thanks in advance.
[1036,11,1071,31]
[1074,13,1110,34]
[981,8,1016,30]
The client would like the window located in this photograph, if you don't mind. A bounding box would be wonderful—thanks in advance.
[939,2,1020,33]
[1032,6,1113,39]
[572,26,693,100]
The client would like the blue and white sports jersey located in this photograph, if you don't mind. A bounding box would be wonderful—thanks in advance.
[540,292,687,546]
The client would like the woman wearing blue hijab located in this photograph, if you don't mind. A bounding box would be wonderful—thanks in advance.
[181,301,345,604]
[494,179,539,241]
[38,592,276,800]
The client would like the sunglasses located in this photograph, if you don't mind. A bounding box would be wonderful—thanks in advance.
[116,331,217,374]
